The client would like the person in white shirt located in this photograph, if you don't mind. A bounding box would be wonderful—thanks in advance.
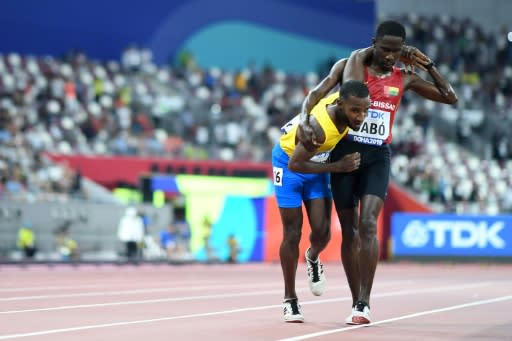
[117,207,145,261]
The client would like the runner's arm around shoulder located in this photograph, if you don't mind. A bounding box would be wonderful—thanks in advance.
[299,58,346,123]
[341,47,373,82]
[405,58,458,104]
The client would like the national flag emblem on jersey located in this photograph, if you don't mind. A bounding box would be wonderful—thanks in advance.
[384,86,399,96]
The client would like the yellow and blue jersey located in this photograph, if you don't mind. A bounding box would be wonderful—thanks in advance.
[279,92,348,162]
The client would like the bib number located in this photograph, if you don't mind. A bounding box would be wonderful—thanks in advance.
[273,167,283,186]
[348,108,391,146]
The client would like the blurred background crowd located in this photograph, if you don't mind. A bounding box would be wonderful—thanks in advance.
[1,13,511,214]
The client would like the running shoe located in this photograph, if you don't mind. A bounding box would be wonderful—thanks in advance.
[283,298,304,323]
[344,306,356,324]
[351,300,371,324]
[305,248,326,296]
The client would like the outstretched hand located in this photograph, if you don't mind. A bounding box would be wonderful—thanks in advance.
[400,45,431,72]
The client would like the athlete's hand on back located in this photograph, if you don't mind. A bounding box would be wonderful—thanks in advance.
[332,152,361,173]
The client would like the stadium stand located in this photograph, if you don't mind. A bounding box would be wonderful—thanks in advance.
[1,14,511,214]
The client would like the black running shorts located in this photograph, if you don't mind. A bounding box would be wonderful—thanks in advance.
[330,140,391,209]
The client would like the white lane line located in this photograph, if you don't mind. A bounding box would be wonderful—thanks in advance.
[277,294,512,341]
[0,282,283,301]
[0,279,413,302]
[0,282,483,315]
[0,282,489,339]
[0,280,225,293]
[0,286,328,314]
[0,285,125,293]
[0,280,410,293]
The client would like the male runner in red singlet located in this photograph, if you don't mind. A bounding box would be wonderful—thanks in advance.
[299,20,458,324]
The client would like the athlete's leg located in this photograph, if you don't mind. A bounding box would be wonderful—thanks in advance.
[273,144,306,321]
[303,197,331,260]
[330,141,360,307]
[301,172,332,296]
[356,144,390,308]
[338,207,360,306]
[278,206,303,299]
[357,194,383,306]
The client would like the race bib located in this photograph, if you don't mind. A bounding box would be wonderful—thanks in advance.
[280,115,300,134]
[347,108,390,146]
[273,167,283,186]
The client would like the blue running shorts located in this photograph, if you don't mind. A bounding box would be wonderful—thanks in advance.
[271,144,332,208]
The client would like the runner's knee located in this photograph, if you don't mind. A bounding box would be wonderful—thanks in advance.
[310,219,331,243]
[338,211,358,242]
[283,224,302,245]
[320,223,331,243]
[359,215,378,239]
[342,225,358,241]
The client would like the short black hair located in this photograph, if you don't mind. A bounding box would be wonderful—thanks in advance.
[376,20,406,40]
[339,80,369,100]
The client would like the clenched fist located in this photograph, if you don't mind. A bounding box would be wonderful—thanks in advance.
[332,152,361,173]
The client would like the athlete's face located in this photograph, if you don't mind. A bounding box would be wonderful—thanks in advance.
[338,95,370,131]
[373,35,404,72]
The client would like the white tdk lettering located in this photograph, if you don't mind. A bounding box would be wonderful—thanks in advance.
[372,101,396,111]
[428,221,505,249]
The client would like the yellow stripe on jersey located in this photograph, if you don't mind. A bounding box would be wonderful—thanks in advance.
[279,92,348,158]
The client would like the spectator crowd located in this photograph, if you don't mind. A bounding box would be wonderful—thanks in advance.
[1,14,511,213]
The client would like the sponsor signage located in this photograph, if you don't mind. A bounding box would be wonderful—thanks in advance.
[391,213,512,257]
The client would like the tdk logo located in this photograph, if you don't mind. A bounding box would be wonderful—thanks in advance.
[401,220,506,249]
[369,111,384,119]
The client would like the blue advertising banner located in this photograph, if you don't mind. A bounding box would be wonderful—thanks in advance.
[391,213,512,257]
[0,0,374,73]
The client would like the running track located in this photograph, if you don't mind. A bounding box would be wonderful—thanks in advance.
[0,262,511,340]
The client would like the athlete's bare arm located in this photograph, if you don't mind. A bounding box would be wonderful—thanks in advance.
[341,47,373,83]
[343,45,457,104]
[289,141,361,174]
[403,66,458,104]
[342,45,429,82]
[290,117,360,174]
[300,59,347,122]
[298,59,347,146]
